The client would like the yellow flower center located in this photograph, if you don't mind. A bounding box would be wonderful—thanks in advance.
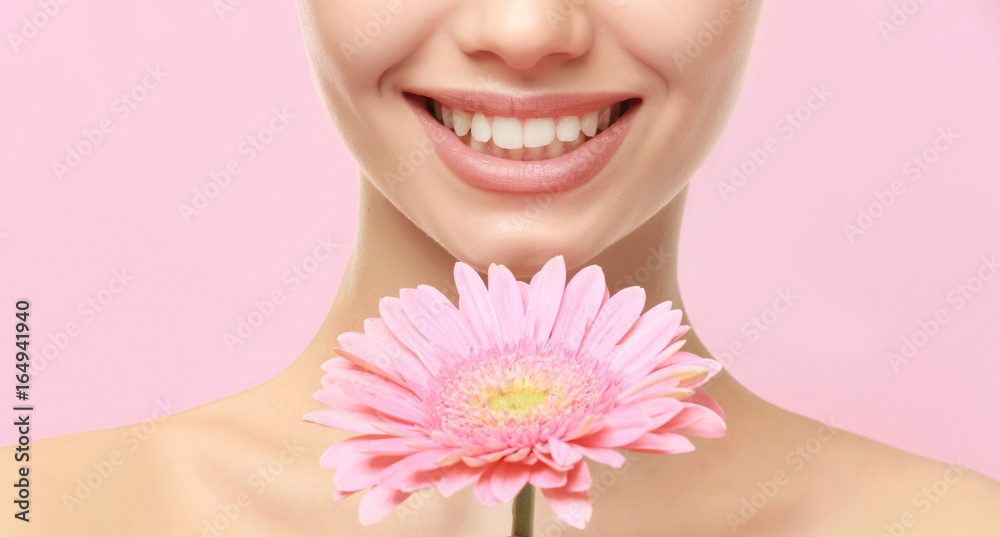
[487,388,549,415]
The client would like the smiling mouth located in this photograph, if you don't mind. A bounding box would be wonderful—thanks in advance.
[419,95,635,161]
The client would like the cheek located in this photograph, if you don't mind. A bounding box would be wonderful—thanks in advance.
[603,0,760,84]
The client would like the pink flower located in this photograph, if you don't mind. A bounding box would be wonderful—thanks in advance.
[304,255,725,529]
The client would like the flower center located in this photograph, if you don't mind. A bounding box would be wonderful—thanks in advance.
[487,387,549,415]
[426,338,619,449]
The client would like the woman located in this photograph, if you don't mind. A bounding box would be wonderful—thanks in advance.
[6,0,1000,535]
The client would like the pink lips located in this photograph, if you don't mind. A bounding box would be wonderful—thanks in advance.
[404,90,639,194]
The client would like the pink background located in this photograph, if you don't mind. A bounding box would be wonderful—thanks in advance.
[2,1,999,481]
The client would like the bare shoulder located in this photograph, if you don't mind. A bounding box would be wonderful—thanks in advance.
[0,415,168,536]
[802,423,1000,536]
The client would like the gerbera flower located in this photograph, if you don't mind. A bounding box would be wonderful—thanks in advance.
[304,255,725,529]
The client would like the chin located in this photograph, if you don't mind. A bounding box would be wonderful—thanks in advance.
[440,223,610,280]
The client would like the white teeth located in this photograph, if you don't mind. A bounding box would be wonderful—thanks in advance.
[597,106,611,132]
[430,98,629,160]
[471,111,491,143]
[442,105,454,129]
[580,110,598,137]
[451,108,471,136]
[555,116,581,142]
[491,116,523,149]
[523,117,556,148]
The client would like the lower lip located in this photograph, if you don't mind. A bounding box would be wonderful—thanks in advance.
[406,94,638,194]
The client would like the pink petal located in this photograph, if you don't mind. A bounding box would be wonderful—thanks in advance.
[418,283,481,348]
[522,255,566,347]
[564,461,591,493]
[657,404,727,438]
[353,436,440,455]
[361,318,434,390]
[609,302,683,374]
[528,463,568,488]
[332,344,409,389]
[473,464,502,506]
[686,390,726,419]
[319,434,388,464]
[517,280,530,309]
[378,448,462,490]
[548,437,583,467]
[540,486,592,529]
[544,265,607,355]
[358,486,410,526]
[621,431,695,454]
[329,369,426,424]
[574,445,626,467]
[436,464,489,497]
[454,262,503,348]
[335,454,403,492]
[400,287,474,356]
[379,296,443,374]
[577,286,646,357]
[489,462,531,504]
[488,263,527,346]
[303,408,385,435]
[575,411,652,448]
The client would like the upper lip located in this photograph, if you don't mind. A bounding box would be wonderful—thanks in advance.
[403,88,639,119]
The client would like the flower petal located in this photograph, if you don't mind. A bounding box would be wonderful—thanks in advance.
[304,408,385,435]
[548,437,583,467]
[564,461,591,493]
[575,411,652,448]
[454,262,503,348]
[574,445,627,467]
[473,464,502,506]
[578,286,645,357]
[329,369,426,424]
[334,454,403,492]
[490,462,531,504]
[541,486,592,529]
[400,287,474,357]
[657,403,727,438]
[528,463,568,488]
[608,302,683,374]
[522,255,566,347]
[379,296,444,374]
[545,264,607,355]
[488,263,527,347]
[359,486,410,526]
[436,463,489,497]
[621,431,695,454]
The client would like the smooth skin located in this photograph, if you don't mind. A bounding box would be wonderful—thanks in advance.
[5,1,1000,535]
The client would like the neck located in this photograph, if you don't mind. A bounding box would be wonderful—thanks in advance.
[274,176,763,422]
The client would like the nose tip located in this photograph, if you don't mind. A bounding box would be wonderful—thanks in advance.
[452,0,593,72]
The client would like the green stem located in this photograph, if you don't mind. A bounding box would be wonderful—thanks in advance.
[511,484,535,537]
